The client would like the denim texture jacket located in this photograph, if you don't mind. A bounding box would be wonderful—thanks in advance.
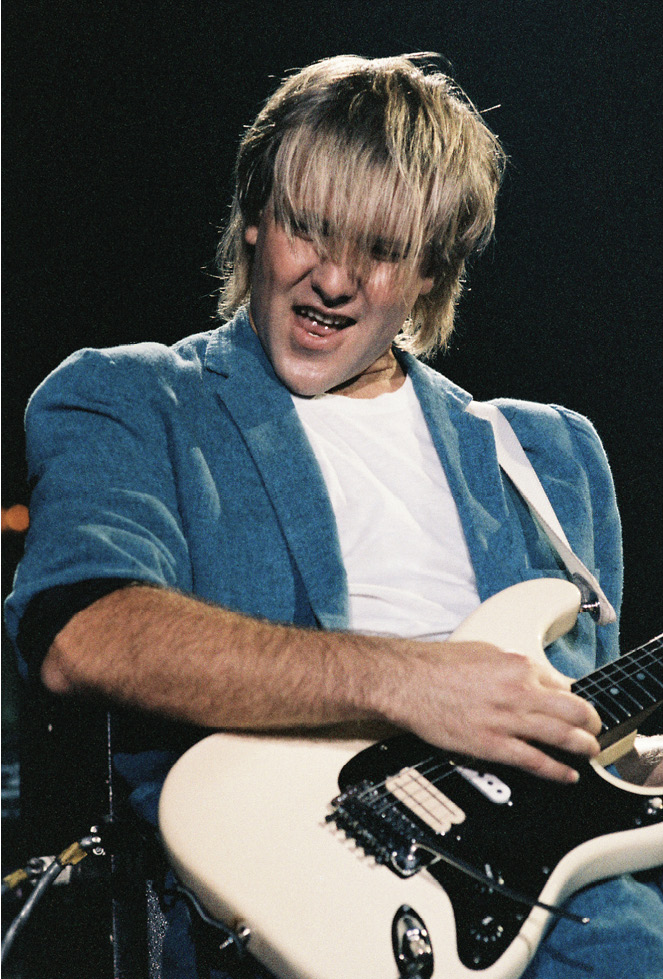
[10,310,662,979]
[6,306,622,690]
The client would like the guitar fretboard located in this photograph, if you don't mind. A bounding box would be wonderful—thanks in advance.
[573,634,663,743]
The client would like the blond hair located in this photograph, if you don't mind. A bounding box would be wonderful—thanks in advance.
[217,54,505,356]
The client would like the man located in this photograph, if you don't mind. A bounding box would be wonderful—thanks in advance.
[6,55,662,978]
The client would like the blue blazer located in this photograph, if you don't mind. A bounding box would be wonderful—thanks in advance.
[6,307,622,684]
[9,311,656,970]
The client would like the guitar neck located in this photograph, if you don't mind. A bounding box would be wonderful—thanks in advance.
[573,634,663,748]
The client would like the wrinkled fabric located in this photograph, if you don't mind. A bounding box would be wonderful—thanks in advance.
[5,308,653,979]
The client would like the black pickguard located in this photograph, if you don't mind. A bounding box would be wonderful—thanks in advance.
[330,735,663,971]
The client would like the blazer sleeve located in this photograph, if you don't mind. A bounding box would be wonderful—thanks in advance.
[4,345,194,675]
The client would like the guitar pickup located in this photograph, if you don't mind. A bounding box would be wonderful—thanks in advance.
[386,767,466,835]
[456,766,512,804]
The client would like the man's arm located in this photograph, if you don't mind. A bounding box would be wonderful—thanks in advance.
[42,584,602,784]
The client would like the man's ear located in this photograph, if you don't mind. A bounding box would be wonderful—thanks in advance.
[244,224,259,246]
[418,275,435,298]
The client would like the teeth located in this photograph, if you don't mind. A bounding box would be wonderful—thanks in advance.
[307,313,340,328]
[296,306,352,329]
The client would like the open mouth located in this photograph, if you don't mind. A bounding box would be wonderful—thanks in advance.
[293,305,356,336]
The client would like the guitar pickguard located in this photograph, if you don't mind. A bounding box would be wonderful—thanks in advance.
[329,734,663,970]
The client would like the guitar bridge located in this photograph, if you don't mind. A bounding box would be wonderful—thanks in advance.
[327,780,432,877]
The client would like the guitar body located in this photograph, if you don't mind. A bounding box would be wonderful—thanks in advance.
[158,580,663,979]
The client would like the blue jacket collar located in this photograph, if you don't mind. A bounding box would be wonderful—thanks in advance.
[203,311,524,625]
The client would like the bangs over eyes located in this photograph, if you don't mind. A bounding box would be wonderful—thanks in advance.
[279,209,413,264]
[270,122,434,277]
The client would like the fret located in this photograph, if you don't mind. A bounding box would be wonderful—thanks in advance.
[578,666,654,712]
[606,670,650,712]
[583,689,631,727]
[641,656,663,691]
[571,634,663,739]
[574,640,663,699]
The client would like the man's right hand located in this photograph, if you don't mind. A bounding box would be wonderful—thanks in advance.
[370,639,603,784]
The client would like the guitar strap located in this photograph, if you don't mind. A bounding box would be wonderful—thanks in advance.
[466,401,616,625]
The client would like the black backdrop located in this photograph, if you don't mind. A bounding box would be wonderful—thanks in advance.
[3,0,662,652]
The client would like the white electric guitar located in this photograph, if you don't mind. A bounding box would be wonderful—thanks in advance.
[159,579,663,979]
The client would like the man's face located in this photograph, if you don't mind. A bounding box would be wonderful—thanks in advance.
[245,211,433,397]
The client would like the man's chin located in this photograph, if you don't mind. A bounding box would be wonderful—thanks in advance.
[283,379,331,398]
[277,365,341,399]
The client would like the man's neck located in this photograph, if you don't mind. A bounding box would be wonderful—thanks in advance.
[329,350,406,399]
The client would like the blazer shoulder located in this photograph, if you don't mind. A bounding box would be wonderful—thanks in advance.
[27,330,218,415]
[489,397,605,453]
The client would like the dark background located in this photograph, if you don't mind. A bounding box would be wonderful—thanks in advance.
[1,6,661,970]
[3,0,662,683]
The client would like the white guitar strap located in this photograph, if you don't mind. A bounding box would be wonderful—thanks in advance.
[466,401,616,625]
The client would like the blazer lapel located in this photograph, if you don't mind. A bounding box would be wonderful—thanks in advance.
[204,314,526,624]
[405,355,526,602]
[204,312,349,630]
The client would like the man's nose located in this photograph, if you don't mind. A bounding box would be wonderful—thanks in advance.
[310,256,357,308]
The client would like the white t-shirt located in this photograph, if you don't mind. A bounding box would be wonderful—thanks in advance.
[292,376,480,641]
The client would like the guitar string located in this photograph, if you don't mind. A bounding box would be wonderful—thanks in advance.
[578,651,662,693]
[334,640,662,820]
[365,646,663,807]
[333,750,450,818]
[375,654,663,806]
[587,654,662,698]
[573,648,662,723]
[583,657,660,714]
[336,752,472,832]
[343,653,663,813]
[343,681,663,823]
[576,646,662,699]
[577,649,663,697]
[578,665,663,725]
